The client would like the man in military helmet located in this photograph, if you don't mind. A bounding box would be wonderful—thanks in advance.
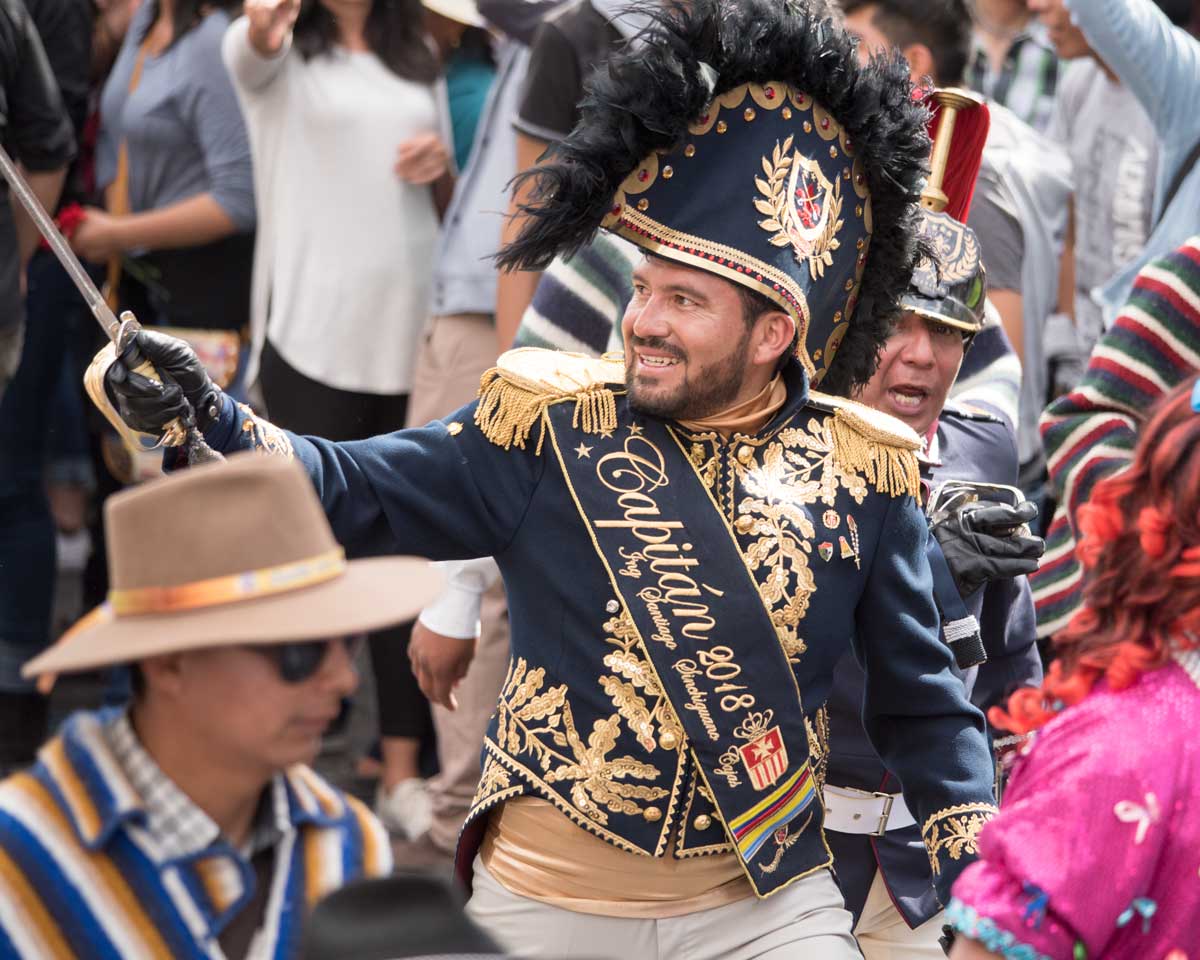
[93,1,998,956]
[825,93,1045,959]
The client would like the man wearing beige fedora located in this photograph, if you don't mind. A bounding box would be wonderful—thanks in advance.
[0,454,442,959]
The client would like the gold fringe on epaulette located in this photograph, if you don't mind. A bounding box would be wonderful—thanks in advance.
[829,408,921,500]
[474,369,617,455]
[571,385,618,437]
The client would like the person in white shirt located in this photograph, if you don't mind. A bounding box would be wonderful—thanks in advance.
[223,0,453,840]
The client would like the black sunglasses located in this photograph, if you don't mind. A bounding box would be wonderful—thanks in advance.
[248,635,365,684]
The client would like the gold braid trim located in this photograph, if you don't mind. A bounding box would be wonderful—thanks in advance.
[475,367,617,455]
[828,408,920,499]
[808,391,921,500]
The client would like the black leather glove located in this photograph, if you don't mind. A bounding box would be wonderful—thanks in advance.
[932,500,1045,598]
[104,330,224,435]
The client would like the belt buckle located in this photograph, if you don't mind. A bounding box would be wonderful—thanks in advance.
[871,793,895,837]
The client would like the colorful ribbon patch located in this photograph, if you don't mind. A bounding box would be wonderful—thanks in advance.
[109,548,347,615]
[729,765,817,862]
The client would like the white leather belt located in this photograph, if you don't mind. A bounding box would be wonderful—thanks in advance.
[823,784,916,836]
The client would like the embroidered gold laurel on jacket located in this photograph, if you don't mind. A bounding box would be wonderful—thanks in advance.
[731,416,871,663]
[922,804,998,876]
[478,609,689,836]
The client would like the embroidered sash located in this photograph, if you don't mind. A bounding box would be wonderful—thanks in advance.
[547,403,825,896]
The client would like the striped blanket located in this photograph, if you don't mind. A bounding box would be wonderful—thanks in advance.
[1032,236,1200,636]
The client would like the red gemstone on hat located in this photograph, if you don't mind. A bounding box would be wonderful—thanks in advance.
[765,87,776,99]
[611,205,620,215]
[638,170,649,182]
[821,117,830,130]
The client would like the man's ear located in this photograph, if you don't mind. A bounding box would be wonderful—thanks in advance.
[140,653,186,698]
[903,43,938,88]
[752,310,796,367]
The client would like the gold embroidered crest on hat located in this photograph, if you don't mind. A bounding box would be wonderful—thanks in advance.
[755,136,845,280]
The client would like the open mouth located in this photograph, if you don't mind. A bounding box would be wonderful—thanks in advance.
[887,385,929,411]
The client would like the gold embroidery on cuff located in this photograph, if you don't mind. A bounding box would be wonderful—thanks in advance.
[237,403,294,460]
[921,803,997,876]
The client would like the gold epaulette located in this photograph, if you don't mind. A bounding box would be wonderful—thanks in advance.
[807,390,922,500]
[475,348,626,453]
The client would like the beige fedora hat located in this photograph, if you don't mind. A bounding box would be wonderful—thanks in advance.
[421,0,484,27]
[24,453,443,678]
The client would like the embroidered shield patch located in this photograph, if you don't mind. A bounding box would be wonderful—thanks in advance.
[755,136,844,281]
[818,541,834,562]
[739,726,789,791]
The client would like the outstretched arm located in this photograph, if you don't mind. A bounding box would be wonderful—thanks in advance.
[97,331,544,562]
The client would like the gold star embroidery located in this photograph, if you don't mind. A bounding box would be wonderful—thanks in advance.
[575,443,593,459]
[599,430,615,440]
[446,422,463,436]
[628,423,645,436]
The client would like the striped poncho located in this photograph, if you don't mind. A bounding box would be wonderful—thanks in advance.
[1032,236,1200,636]
[0,710,392,959]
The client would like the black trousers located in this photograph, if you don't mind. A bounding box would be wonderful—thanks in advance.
[259,340,432,742]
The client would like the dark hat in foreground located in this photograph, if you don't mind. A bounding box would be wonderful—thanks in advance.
[24,454,443,678]
[499,0,932,392]
[301,874,505,959]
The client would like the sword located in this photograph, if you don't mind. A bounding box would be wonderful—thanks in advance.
[0,142,221,464]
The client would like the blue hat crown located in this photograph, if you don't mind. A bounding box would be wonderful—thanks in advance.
[603,81,873,382]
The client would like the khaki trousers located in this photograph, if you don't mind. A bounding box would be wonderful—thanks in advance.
[853,871,946,960]
[406,313,512,855]
[467,858,862,960]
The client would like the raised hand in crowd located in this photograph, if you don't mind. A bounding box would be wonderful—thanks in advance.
[245,0,301,57]
[394,132,451,186]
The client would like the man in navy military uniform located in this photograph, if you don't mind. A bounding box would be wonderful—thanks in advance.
[95,2,999,956]
[825,92,1045,958]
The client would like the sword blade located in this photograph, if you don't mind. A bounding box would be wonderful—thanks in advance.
[0,142,119,340]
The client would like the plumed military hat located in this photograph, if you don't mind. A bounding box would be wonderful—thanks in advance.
[498,0,932,393]
[903,89,990,336]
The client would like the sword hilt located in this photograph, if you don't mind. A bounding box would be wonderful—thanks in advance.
[115,312,223,464]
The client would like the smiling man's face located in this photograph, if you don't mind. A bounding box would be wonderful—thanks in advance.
[854,311,965,435]
[621,256,766,420]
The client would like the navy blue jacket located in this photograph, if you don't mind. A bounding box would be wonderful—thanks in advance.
[198,355,997,902]
[825,402,1041,927]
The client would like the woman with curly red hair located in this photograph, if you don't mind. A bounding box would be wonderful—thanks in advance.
[947,377,1200,959]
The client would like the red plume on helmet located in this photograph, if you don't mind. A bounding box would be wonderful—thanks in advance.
[921,88,990,224]
[900,87,991,335]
